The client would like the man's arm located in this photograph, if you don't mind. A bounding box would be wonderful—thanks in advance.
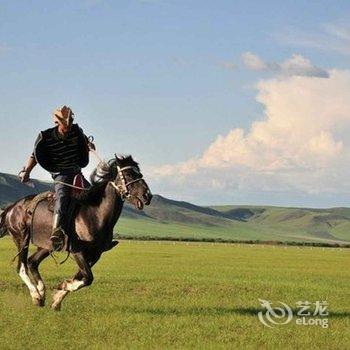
[19,153,37,183]
[78,124,96,151]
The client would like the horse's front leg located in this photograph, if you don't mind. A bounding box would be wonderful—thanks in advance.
[15,230,43,306]
[27,248,50,307]
[51,252,94,311]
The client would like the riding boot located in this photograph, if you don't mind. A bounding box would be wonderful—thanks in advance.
[50,213,66,252]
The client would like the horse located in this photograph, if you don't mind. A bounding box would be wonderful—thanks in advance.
[0,155,152,310]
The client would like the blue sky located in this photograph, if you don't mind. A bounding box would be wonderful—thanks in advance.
[1,1,350,206]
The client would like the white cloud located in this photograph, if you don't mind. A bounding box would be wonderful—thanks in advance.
[275,22,350,56]
[242,52,268,71]
[153,69,350,200]
[324,23,350,41]
[242,52,329,78]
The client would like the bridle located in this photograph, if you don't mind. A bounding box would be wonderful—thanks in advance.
[110,165,144,200]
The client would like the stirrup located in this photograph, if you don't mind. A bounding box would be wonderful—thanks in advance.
[50,228,65,252]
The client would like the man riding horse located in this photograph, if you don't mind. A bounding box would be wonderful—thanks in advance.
[19,105,95,251]
[0,106,152,310]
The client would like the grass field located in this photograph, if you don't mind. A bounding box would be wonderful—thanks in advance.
[0,238,349,349]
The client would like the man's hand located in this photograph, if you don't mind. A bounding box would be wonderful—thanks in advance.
[88,142,96,151]
[87,136,96,151]
[20,154,37,183]
[19,168,30,183]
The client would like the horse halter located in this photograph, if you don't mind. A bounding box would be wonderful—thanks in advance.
[110,165,144,200]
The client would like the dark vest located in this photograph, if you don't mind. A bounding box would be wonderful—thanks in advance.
[34,124,89,173]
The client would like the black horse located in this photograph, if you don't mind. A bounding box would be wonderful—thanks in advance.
[0,155,152,310]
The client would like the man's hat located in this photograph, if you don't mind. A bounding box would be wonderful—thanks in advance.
[53,105,74,126]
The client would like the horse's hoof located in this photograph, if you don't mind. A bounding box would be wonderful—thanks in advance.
[33,298,45,307]
[104,240,119,251]
[51,303,61,311]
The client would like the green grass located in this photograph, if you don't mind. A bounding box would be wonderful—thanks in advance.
[0,238,349,349]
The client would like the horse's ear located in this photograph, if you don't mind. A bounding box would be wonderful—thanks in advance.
[114,154,120,165]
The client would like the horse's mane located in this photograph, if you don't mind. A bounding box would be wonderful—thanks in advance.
[79,155,139,206]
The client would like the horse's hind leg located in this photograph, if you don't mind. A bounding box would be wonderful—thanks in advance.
[51,252,99,311]
[28,248,50,306]
[17,241,42,306]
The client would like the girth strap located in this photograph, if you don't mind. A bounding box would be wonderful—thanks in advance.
[25,191,55,215]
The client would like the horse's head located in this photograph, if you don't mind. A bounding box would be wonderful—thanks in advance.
[111,155,152,210]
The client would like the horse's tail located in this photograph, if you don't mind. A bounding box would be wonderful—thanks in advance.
[0,203,14,238]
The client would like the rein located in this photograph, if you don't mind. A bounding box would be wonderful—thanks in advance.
[54,180,89,191]
[55,165,144,200]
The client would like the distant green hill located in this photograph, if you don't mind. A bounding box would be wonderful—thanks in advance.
[117,197,350,245]
[1,172,350,245]
[0,172,53,207]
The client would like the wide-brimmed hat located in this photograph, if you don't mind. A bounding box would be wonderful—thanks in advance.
[53,105,74,125]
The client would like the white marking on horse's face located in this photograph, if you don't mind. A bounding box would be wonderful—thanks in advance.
[19,263,40,300]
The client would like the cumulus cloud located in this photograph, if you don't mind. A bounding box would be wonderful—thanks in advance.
[153,69,350,201]
[242,52,329,78]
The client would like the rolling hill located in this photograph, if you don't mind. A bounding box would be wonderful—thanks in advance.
[0,173,53,207]
[1,172,350,245]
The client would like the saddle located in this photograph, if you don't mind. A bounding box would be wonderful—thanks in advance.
[71,173,87,197]
[25,174,88,215]
[26,174,89,251]
[25,191,55,215]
